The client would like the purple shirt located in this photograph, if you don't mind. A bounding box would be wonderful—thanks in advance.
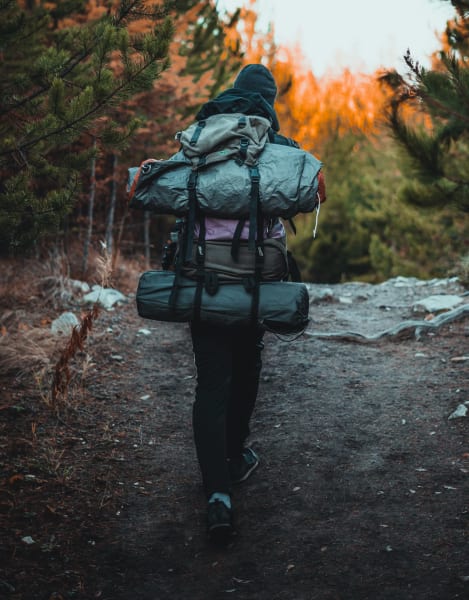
[195,217,286,241]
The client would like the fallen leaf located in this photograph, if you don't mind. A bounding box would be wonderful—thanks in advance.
[9,474,24,485]
[450,356,469,362]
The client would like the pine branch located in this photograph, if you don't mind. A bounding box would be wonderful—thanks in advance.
[0,1,169,118]
[403,50,469,126]
[1,55,168,157]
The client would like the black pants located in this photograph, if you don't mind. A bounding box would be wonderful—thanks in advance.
[190,321,264,498]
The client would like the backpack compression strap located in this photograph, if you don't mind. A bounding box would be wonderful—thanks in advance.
[248,166,260,251]
[251,191,265,325]
[239,165,264,326]
[230,160,259,261]
[169,169,199,311]
[192,211,206,322]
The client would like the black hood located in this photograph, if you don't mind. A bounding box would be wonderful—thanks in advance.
[196,88,280,132]
[233,64,277,107]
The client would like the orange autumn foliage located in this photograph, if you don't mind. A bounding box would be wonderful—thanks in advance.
[224,4,392,153]
[272,57,390,152]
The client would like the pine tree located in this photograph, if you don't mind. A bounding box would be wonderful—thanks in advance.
[178,0,243,98]
[0,0,174,253]
[380,0,469,214]
[117,1,244,268]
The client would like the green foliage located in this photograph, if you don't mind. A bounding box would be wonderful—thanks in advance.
[290,132,377,283]
[178,1,243,99]
[0,0,174,253]
[123,1,245,263]
[381,1,469,214]
[289,129,467,283]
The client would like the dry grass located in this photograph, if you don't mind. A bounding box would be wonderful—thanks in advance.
[0,243,135,410]
[50,242,113,408]
[0,326,59,377]
[456,253,469,287]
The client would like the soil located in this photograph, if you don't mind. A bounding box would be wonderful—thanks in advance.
[1,274,468,600]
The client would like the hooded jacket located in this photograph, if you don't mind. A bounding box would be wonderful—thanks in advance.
[194,66,326,241]
[196,88,299,149]
[194,89,298,242]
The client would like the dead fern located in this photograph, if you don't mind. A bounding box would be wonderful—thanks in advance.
[51,304,100,406]
[50,242,113,408]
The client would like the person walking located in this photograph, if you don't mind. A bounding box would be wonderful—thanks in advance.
[188,64,326,543]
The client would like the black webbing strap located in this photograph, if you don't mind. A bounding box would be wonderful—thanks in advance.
[184,170,198,263]
[169,225,184,312]
[189,120,205,146]
[169,170,198,311]
[250,188,265,326]
[192,212,206,322]
[248,166,260,251]
[239,138,249,162]
[231,218,246,261]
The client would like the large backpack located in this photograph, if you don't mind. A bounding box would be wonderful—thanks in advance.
[128,113,322,331]
[128,113,321,224]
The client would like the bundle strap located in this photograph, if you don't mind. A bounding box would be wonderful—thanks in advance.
[169,170,198,311]
[189,120,206,146]
[169,224,185,311]
[250,189,265,326]
[192,212,206,322]
[231,218,246,261]
[239,138,249,163]
[184,170,198,263]
[248,166,260,251]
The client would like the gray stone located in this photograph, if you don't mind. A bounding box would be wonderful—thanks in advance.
[82,287,127,309]
[67,279,90,293]
[51,312,80,335]
[412,294,463,313]
[448,404,468,420]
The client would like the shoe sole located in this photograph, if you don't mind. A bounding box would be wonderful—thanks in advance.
[231,458,259,484]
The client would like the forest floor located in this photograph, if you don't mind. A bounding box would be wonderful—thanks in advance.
[0,265,468,600]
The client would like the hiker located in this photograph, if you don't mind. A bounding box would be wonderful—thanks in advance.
[188,64,327,541]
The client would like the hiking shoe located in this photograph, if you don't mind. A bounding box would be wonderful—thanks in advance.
[207,500,234,543]
[229,447,259,484]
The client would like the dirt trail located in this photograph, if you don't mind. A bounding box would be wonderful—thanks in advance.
[1,277,468,600]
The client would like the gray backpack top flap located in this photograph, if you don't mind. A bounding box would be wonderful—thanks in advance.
[178,113,271,167]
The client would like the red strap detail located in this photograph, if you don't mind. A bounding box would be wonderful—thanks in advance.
[128,158,159,201]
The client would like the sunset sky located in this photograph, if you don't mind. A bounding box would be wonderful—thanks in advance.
[217,0,456,77]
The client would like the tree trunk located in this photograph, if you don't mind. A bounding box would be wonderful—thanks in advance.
[105,154,118,258]
[112,206,128,272]
[82,138,97,277]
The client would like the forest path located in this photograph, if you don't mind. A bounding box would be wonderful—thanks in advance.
[83,276,468,599]
[1,277,468,600]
